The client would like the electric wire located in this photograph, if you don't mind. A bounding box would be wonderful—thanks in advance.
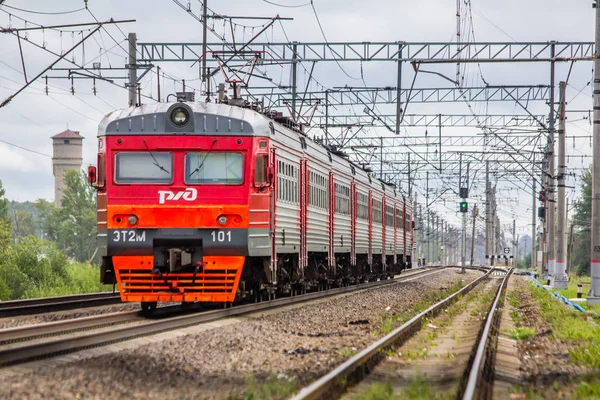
[262,0,311,8]
[0,4,85,16]
[0,137,52,158]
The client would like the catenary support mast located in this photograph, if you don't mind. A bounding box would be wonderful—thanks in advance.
[554,81,569,288]
[589,2,600,304]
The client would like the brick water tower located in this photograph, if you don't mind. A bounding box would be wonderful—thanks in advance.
[51,129,83,207]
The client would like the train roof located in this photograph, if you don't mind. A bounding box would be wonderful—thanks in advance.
[98,101,409,202]
[98,102,270,137]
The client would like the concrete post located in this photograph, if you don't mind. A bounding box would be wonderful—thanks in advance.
[589,2,600,304]
[128,33,137,107]
[547,42,557,279]
[553,81,568,288]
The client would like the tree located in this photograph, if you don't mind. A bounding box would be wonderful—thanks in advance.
[572,168,592,276]
[0,219,12,256]
[33,199,57,240]
[12,210,35,238]
[0,180,9,224]
[52,170,97,263]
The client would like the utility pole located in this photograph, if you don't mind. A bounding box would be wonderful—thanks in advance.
[470,205,477,266]
[437,215,441,264]
[426,171,430,265]
[512,219,516,267]
[127,32,137,107]
[291,42,298,120]
[532,154,537,271]
[554,80,569,288]
[157,66,161,102]
[590,1,600,305]
[418,202,423,266]
[201,0,208,92]
[546,41,557,281]
[485,161,491,267]
[568,220,575,276]
[461,207,466,273]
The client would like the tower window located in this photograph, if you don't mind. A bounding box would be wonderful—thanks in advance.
[64,139,70,144]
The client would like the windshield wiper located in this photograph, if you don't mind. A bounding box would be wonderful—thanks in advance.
[143,139,170,174]
[188,138,217,179]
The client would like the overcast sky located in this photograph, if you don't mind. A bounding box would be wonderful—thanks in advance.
[0,0,595,239]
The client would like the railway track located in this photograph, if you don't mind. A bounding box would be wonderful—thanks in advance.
[0,292,121,318]
[291,267,511,400]
[0,266,448,368]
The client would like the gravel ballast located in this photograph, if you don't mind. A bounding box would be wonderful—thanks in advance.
[0,268,481,399]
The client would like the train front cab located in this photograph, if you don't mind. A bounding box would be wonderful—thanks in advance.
[90,103,273,308]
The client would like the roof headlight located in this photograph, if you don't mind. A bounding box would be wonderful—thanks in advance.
[170,107,190,126]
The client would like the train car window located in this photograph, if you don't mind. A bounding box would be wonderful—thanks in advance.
[372,199,382,223]
[278,177,282,199]
[357,192,368,220]
[335,184,350,215]
[386,205,394,226]
[396,207,403,229]
[115,152,173,184]
[309,171,327,210]
[185,152,243,185]
[254,155,268,185]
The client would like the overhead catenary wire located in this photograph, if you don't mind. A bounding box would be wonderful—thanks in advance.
[0,3,86,16]
[262,0,311,8]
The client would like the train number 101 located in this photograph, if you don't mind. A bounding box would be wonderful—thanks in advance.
[211,230,232,242]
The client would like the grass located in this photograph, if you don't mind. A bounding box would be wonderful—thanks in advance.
[575,373,600,399]
[556,277,590,300]
[360,374,434,400]
[529,282,600,366]
[507,290,520,308]
[512,374,600,400]
[507,327,535,341]
[509,310,522,324]
[401,374,432,400]
[338,347,356,357]
[359,381,397,400]
[241,375,298,400]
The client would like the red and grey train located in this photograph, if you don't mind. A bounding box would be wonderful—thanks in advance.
[88,99,413,310]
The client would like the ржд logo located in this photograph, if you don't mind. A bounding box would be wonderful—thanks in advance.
[158,188,198,204]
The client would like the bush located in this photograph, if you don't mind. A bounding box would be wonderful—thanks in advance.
[0,236,110,300]
[67,262,110,294]
[0,262,32,299]
[0,275,10,300]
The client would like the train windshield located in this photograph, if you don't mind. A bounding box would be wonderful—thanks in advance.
[185,152,243,185]
[115,152,173,184]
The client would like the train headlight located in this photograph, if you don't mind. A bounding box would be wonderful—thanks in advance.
[128,215,139,226]
[217,215,228,226]
[170,107,190,126]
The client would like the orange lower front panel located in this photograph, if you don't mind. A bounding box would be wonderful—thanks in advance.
[112,255,245,303]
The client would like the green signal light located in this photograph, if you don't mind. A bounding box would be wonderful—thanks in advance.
[460,201,468,213]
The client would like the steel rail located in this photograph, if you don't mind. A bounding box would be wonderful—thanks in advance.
[461,268,513,400]
[0,310,140,345]
[291,268,494,400]
[0,293,121,318]
[0,267,442,367]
